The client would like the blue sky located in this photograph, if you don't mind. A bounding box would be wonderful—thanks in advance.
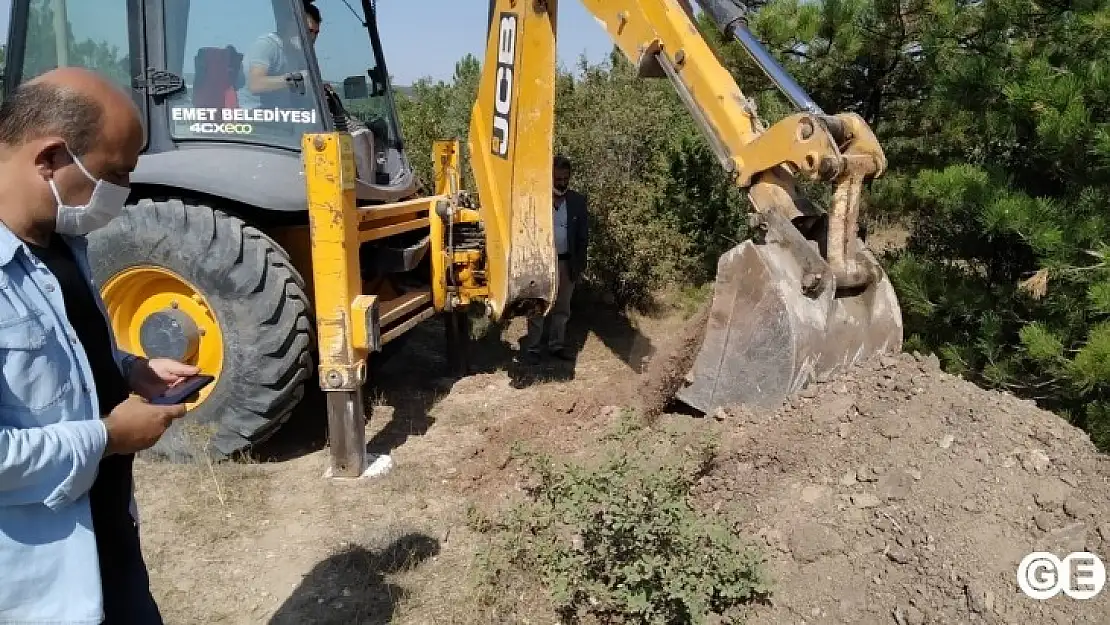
[0,0,616,85]
[376,1,614,83]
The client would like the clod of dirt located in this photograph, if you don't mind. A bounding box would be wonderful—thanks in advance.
[1064,495,1092,519]
[1098,523,1110,543]
[1032,479,1072,510]
[884,547,912,564]
[694,351,1110,624]
[1020,449,1052,473]
[895,604,925,625]
[850,492,881,508]
[789,522,845,563]
[877,470,914,501]
[965,581,994,614]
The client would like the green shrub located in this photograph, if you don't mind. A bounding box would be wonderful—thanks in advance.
[470,417,771,624]
[396,52,750,312]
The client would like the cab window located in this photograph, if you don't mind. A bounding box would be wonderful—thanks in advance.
[309,0,402,148]
[162,0,325,149]
[18,0,133,92]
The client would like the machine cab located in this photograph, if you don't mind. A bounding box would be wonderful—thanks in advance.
[3,0,416,204]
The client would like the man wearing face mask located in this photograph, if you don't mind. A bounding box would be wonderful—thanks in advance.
[0,68,200,625]
[522,155,590,362]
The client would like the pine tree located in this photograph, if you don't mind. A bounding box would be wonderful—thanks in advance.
[742,0,1110,448]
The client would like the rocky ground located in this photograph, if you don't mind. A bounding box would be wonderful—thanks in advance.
[133,294,1110,624]
[705,351,1110,625]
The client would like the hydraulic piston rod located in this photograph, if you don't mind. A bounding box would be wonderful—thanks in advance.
[697,0,823,115]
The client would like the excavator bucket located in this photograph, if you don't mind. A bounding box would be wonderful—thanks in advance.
[676,230,903,413]
[656,0,905,413]
[464,0,905,415]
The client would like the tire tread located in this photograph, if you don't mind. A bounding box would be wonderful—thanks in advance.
[87,198,314,461]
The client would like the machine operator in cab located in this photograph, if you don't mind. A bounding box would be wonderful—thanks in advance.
[246,0,321,109]
[245,0,388,184]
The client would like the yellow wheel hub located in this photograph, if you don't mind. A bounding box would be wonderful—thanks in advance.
[100,265,223,407]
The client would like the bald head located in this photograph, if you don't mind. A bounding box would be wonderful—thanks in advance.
[0,67,141,157]
[0,67,144,243]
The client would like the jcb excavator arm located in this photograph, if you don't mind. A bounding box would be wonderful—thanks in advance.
[468,2,561,321]
[467,0,903,411]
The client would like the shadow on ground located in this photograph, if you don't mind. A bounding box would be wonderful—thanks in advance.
[252,319,459,463]
[267,533,441,625]
[465,288,658,389]
[252,290,656,462]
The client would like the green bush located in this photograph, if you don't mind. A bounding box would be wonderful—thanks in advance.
[469,417,771,625]
[396,52,750,311]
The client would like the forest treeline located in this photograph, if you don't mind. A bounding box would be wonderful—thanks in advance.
[395,1,1110,452]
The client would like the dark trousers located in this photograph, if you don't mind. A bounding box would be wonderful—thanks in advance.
[98,515,163,625]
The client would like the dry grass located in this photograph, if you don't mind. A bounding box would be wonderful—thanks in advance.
[135,457,272,623]
[131,301,701,624]
[867,222,911,254]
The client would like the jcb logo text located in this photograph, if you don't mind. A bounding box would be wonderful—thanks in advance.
[491,13,517,158]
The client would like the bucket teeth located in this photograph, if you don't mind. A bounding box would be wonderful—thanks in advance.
[676,237,903,413]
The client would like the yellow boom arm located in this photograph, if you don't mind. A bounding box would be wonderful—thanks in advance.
[467,0,902,411]
[468,2,559,321]
[469,0,889,319]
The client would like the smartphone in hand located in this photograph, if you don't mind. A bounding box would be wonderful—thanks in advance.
[149,375,215,406]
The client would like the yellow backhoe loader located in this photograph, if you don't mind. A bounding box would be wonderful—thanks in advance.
[2,0,901,476]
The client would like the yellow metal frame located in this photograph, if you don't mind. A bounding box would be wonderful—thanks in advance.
[302,132,372,392]
[301,133,490,392]
[429,141,453,311]
[303,132,493,477]
[430,139,488,312]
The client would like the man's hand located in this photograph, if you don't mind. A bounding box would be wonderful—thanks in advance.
[102,395,188,456]
[128,357,200,401]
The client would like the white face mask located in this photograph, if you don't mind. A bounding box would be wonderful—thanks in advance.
[49,146,131,236]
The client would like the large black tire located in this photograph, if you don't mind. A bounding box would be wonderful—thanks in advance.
[87,198,315,462]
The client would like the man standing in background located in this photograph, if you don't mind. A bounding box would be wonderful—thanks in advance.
[523,155,589,362]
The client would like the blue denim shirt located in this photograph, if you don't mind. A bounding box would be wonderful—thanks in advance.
[0,222,136,624]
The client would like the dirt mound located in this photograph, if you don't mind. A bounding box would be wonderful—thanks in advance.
[694,351,1110,624]
[636,303,709,422]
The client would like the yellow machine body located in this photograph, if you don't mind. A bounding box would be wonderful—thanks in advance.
[246,0,905,473]
[3,0,902,474]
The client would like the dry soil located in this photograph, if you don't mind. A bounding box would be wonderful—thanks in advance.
[702,351,1110,625]
[133,291,1110,625]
